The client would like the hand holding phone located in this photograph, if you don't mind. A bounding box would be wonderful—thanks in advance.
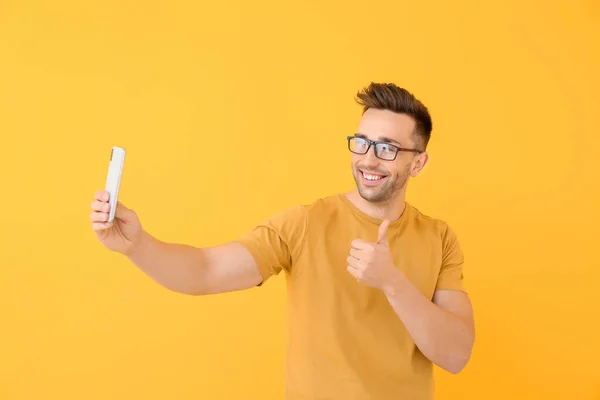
[105,146,126,223]
[91,146,144,255]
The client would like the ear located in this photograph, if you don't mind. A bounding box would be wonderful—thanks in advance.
[410,152,429,177]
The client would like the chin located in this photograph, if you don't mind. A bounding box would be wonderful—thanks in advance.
[355,178,393,203]
[357,187,394,203]
[351,165,406,203]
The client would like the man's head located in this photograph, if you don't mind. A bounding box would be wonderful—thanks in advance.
[349,82,432,203]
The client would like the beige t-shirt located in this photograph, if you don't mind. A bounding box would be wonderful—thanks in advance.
[236,193,466,400]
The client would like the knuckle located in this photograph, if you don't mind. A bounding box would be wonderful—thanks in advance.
[91,212,101,222]
[94,223,107,231]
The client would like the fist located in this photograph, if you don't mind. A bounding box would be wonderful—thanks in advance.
[346,219,399,290]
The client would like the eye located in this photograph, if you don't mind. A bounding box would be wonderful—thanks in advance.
[354,138,368,147]
[380,143,394,153]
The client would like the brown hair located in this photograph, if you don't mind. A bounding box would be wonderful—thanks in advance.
[355,82,433,150]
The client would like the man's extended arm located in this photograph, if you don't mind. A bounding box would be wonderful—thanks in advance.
[127,230,264,295]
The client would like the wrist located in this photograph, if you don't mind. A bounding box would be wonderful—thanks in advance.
[125,229,152,258]
[382,269,408,297]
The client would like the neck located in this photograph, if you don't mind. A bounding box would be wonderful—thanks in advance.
[345,188,407,222]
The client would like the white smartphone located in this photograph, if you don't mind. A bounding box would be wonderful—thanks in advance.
[105,146,126,223]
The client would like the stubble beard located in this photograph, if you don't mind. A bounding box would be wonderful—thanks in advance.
[353,163,411,203]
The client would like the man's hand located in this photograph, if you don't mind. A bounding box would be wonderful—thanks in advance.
[346,219,475,373]
[346,219,401,292]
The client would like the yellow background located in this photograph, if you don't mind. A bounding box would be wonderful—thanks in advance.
[1,0,599,399]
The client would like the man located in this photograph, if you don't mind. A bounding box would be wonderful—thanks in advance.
[89,82,475,400]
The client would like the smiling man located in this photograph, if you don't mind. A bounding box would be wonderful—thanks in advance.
[90,82,475,400]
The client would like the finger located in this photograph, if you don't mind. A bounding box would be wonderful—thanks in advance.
[351,239,373,250]
[91,200,110,212]
[90,211,109,223]
[346,255,364,270]
[94,190,110,202]
[347,265,361,280]
[92,221,112,231]
[349,248,362,259]
[377,219,390,244]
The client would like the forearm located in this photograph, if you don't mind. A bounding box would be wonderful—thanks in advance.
[382,273,474,373]
[126,230,209,295]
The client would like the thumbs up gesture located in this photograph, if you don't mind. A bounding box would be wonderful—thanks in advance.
[347,220,400,291]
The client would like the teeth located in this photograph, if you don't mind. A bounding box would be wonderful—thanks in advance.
[364,173,383,181]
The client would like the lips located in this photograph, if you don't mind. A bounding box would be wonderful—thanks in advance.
[359,170,388,186]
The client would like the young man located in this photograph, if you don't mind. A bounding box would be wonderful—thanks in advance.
[89,82,475,400]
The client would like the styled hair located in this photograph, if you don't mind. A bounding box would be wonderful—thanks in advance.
[355,82,433,150]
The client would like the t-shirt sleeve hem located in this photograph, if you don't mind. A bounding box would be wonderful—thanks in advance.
[234,236,278,285]
[434,280,467,293]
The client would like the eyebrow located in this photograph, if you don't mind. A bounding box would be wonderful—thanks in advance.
[355,133,403,147]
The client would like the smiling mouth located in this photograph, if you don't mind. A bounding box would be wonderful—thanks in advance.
[360,170,388,182]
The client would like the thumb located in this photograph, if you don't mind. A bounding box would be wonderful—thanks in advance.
[115,201,135,221]
[377,219,390,244]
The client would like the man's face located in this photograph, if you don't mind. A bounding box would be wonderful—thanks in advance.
[350,108,426,203]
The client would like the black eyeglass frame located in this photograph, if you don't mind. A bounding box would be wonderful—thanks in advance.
[347,135,423,161]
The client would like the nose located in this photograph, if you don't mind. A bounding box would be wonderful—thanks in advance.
[360,145,380,168]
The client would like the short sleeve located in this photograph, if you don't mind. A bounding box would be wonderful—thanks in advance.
[235,204,308,285]
[435,223,466,292]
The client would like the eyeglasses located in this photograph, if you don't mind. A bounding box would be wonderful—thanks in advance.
[347,135,422,161]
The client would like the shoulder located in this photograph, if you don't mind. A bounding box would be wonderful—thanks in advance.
[261,193,347,233]
[253,193,341,226]
[406,205,465,270]
[271,193,344,219]
[304,193,345,214]
[406,203,460,243]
